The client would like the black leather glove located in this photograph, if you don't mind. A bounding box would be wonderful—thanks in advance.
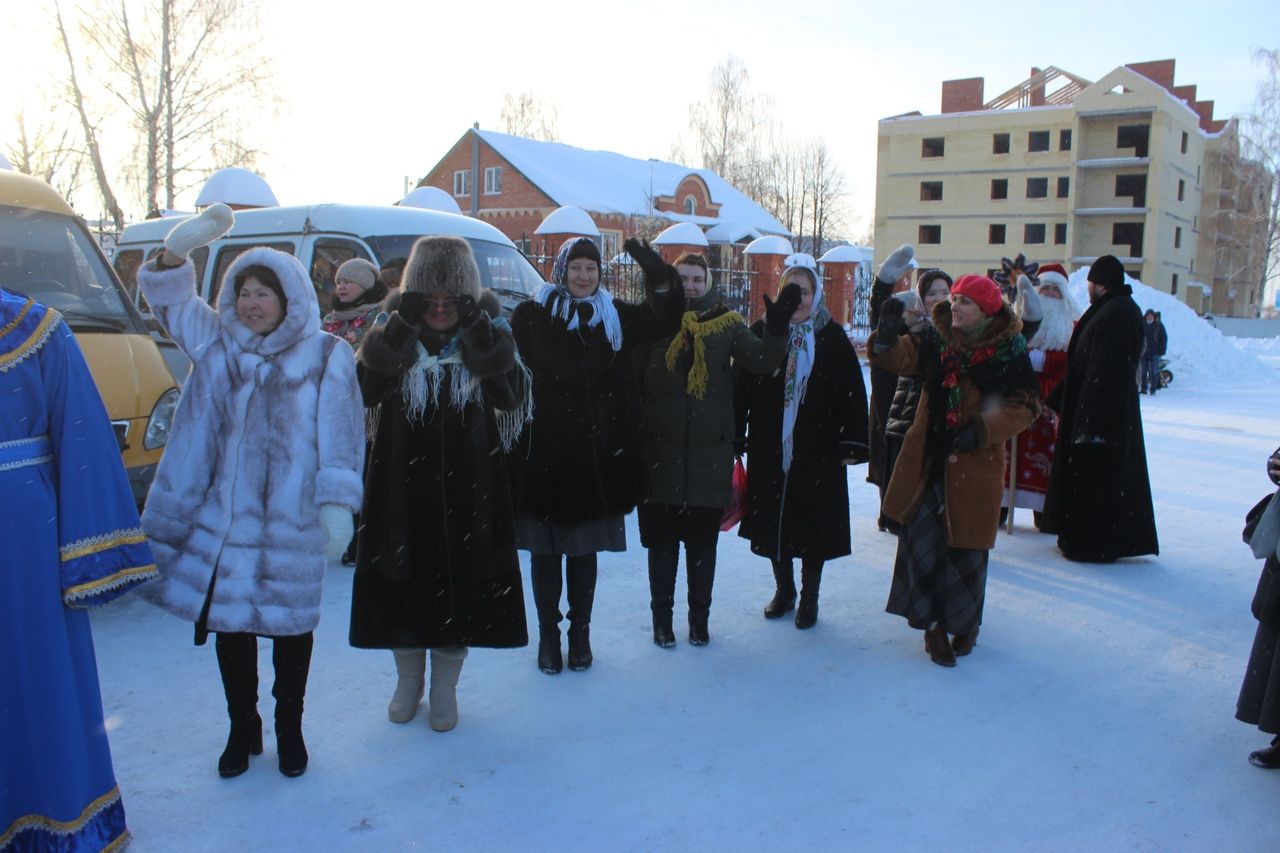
[575,302,594,326]
[874,297,906,352]
[949,423,980,453]
[457,294,481,329]
[397,291,431,324]
[763,283,803,335]
[625,237,677,294]
[1268,447,1280,486]
[460,306,495,351]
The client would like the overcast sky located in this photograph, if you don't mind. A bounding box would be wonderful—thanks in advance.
[3,0,1275,238]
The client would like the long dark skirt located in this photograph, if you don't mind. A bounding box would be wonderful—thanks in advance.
[1238,616,1280,735]
[886,478,989,635]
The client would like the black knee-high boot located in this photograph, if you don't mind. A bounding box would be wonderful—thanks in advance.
[530,555,564,674]
[215,632,262,778]
[648,544,679,648]
[271,632,313,778]
[565,554,598,671]
[686,543,717,645]
[795,559,825,630]
[765,559,797,619]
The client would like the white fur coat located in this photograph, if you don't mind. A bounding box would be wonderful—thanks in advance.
[137,248,364,636]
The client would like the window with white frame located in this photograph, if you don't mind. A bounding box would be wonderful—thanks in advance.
[684,196,697,215]
[484,166,502,195]
[453,170,471,197]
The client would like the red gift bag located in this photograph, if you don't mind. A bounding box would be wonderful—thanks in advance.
[720,457,749,531]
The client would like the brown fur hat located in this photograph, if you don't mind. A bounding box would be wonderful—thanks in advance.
[401,236,481,299]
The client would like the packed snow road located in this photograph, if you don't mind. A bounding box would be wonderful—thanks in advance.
[93,379,1279,851]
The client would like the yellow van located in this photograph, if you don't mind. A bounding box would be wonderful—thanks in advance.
[0,170,179,504]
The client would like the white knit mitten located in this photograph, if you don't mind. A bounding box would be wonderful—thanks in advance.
[319,504,353,563]
[876,244,915,284]
[164,203,234,261]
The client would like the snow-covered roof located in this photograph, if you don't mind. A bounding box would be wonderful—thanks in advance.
[819,245,872,264]
[534,205,600,236]
[703,222,761,244]
[652,222,709,247]
[475,129,790,237]
[195,168,278,208]
[400,186,462,214]
[744,235,794,256]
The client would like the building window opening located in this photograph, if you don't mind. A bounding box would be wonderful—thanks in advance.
[1172,274,1179,295]
[1178,179,1186,201]
[1174,226,1182,249]
[1054,223,1067,244]
[921,137,945,158]
[1115,174,1147,207]
[1026,177,1048,199]
[1181,131,1189,154]
[453,170,471,197]
[1112,222,1144,257]
[989,224,1006,244]
[1116,124,1150,158]
[1059,129,1072,151]
[920,181,943,201]
[1057,176,1070,198]
[483,166,502,194]
[1029,130,1050,152]
[684,196,697,215]
[918,224,942,244]
[991,179,1008,200]
[993,133,1010,154]
[1024,223,1046,244]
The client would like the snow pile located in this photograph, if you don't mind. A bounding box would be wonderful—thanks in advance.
[1066,267,1277,388]
[1232,336,1280,371]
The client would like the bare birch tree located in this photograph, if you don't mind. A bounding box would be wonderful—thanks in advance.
[499,91,559,141]
[1241,47,1280,307]
[7,107,85,201]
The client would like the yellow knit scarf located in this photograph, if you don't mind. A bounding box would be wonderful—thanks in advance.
[664,309,745,399]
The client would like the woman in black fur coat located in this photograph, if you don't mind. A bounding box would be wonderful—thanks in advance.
[509,237,683,674]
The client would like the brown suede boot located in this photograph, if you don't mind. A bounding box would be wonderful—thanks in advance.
[952,627,980,657]
[924,626,956,667]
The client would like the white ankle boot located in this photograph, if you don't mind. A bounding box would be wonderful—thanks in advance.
[428,647,468,732]
[164,203,234,260]
[387,649,425,723]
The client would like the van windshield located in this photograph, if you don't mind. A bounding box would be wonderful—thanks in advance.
[365,236,545,298]
[0,205,138,333]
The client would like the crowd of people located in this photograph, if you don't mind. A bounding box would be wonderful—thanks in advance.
[18,200,1280,853]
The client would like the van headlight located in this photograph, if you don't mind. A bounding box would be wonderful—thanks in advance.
[143,388,181,450]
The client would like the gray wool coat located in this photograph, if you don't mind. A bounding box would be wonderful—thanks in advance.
[137,247,365,636]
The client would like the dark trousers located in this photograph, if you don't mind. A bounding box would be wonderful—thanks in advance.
[215,631,314,725]
[1141,353,1161,393]
[529,553,598,634]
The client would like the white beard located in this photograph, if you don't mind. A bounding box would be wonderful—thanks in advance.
[1028,294,1075,351]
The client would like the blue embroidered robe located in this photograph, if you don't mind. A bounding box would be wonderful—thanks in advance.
[0,288,157,852]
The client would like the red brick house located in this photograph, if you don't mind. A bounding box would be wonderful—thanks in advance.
[418,127,790,262]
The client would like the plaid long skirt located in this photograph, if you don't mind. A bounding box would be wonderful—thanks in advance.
[886,478,989,635]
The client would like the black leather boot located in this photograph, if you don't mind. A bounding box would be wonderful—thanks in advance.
[272,632,313,778]
[795,560,823,629]
[530,556,564,674]
[215,632,262,779]
[566,555,597,671]
[687,543,717,646]
[764,559,796,619]
[648,545,678,649]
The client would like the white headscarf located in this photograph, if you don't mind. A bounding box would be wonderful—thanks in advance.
[779,253,824,472]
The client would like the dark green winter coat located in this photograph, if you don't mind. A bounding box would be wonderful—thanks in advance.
[636,293,787,509]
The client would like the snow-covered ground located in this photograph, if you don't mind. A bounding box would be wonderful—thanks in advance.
[92,376,1280,852]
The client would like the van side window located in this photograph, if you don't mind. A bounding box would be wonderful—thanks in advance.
[310,239,373,310]
[210,243,295,306]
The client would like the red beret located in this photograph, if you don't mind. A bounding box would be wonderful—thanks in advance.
[951,274,1004,316]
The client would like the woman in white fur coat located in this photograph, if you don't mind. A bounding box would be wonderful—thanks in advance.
[136,205,365,780]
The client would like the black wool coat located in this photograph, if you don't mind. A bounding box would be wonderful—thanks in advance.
[867,276,898,486]
[735,319,870,561]
[350,312,529,650]
[508,291,682,524]
[1041,285,1158,561]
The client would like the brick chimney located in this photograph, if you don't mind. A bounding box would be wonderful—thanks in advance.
[941,77,985,113]
[1030,67,1045,107]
